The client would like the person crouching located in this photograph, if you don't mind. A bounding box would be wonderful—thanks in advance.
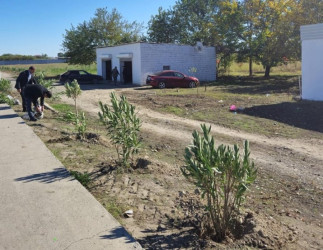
[24,84,52,121]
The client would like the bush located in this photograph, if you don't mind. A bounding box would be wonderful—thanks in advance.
[99,92,141,168]
[182,124,257,241]
[0,78,11,93]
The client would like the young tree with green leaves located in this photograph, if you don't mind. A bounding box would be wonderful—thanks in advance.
[65,80,81,116]
[65,80,87,139]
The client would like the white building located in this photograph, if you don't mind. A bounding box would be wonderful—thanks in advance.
[96,42,216,85]
[300,23,323,101]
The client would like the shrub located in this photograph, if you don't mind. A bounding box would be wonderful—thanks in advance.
[182,124,257,241]
[99,92,141,168]
[0,78,11,93]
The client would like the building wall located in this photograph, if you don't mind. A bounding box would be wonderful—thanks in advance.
[140,43,216,84]
[96,42,216,85]
[96,43,141,84]
[301,23,323,101]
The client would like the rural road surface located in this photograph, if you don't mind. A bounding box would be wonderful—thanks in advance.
[0,104,141,250]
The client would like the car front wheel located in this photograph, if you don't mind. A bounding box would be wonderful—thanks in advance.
[158,82,166,89]
[188,81,196,88]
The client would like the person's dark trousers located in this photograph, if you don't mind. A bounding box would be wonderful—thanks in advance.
[25,97,35,120]
[113,77,117,85]
[20,87,26,111]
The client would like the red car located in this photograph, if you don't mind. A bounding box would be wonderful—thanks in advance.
[146,70,199,89]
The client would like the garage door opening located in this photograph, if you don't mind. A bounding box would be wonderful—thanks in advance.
[121,61,133,84]
[105,60,112,81]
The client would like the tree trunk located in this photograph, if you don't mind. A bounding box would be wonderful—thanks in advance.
[249,57,253,76]
[264,66,271,77]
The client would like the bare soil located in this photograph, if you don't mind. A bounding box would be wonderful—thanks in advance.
[4,72,323,249]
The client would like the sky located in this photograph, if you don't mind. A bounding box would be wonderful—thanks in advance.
[0,0,176,57]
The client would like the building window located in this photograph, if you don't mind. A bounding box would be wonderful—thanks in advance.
[163,65,170,70]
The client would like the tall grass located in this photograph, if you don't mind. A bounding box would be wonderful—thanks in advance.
[224,61,301,76]
[0,63,97,77]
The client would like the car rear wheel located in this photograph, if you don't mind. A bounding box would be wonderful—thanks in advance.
[188,81,196,88]
[158,82,166,89]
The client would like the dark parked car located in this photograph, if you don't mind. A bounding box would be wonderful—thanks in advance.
[146,70,199,89]
[59,70,103,84]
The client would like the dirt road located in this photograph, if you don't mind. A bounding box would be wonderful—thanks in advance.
[52,83,323,190]
[3,71,322,248]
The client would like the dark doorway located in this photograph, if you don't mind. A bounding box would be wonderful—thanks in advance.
[105,60,112,81]
[122,61,132,83]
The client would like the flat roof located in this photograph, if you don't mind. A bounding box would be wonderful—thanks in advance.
[96,42,215,49]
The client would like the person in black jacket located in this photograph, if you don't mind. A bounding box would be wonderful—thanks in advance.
[24,84,52,121]
[15,66,37,111]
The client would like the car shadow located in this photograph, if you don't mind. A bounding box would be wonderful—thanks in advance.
[243,101,323,133]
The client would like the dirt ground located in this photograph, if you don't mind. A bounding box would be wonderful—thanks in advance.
[4,72,323,249]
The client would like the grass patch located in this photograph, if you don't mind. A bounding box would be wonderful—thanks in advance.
[104,199,128,219]
[51,103,74,113]
[161,105,185,116]
[70,171,91,188]
[0,63,97,78]
[224,61,301,76]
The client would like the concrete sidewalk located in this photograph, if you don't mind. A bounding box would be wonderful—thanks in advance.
[0,104,141,250]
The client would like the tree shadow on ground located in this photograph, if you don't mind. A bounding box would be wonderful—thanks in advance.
[215,76,299,95]
[15,167,71,183]
[138,228,202,249]
[0,113,18,119]
[100,226,136,244]
[0,105,11,110]
[243,101,323,133]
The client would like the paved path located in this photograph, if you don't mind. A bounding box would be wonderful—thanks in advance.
[0,104,141,250]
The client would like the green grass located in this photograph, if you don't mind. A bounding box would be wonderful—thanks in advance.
[104,198,128,219]
[0,63,97,77]
[50,103,74,113]
[161,106,186,116]
[70,171,91,188]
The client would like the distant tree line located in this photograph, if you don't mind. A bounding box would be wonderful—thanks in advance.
[0,54,49,61]
[147,0,323,77]
[62,1,323,77]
